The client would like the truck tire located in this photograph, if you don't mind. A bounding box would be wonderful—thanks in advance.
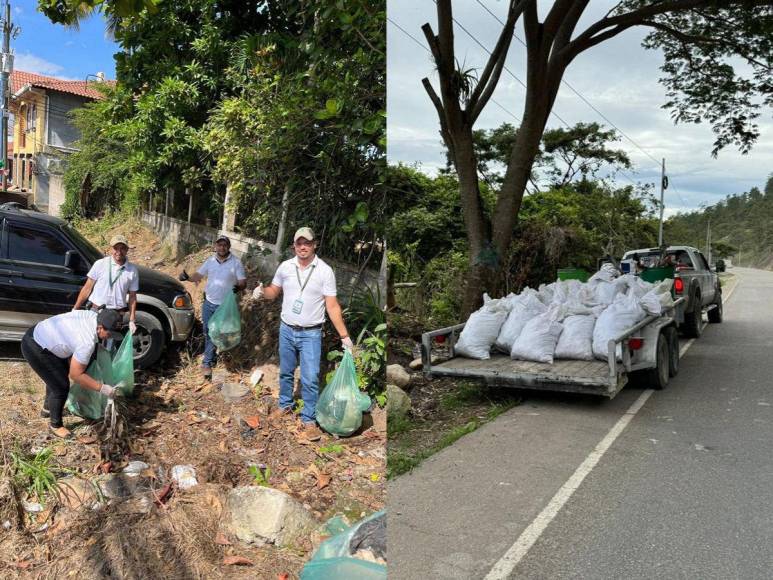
[708,290,723,323]
[130,310,165,369]
[682,292,702,338]
[664,326,679,377]
[644,333,670,390]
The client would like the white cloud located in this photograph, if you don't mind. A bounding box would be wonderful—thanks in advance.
[14,52,64,76]
[13,52,79,81]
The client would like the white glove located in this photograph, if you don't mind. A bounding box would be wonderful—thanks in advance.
[99,384,117,399]
[341,336,354,351]
[129,320,137,335]
[252,283,264,300]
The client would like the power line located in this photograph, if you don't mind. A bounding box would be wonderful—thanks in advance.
[387,17,520,124]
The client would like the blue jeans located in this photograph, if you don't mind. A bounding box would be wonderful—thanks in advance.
[279,322,322,424]
[202,299,219,368]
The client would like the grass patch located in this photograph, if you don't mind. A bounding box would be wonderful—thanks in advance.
[11,447,66,504]
[387,381,520,479]
[387,413,413,436]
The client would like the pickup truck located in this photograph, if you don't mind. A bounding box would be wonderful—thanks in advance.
[622,245,722,338]
[421,297,686,397]
[0,205,194,368]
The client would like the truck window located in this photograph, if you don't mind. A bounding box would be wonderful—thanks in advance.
[697,252,711,270]
[7,223,69,266]
[673,251,694,268]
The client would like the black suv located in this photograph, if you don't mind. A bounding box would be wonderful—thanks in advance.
[0,206,194,368]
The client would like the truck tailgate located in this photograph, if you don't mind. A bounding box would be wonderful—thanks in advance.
[429,354,625,397]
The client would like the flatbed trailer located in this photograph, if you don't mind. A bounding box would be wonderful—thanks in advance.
[421,298,686,398]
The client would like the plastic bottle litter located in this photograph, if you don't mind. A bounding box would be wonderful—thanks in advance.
[171,465,198,489]
[123,461,150,477]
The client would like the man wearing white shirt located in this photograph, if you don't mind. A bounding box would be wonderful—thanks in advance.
[21,309,124,439]
[73,235,139,335]
[180,235,247,379]
[253,227,353,441]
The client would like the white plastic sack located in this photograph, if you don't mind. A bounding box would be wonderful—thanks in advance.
[588,262,619,285]
[594,280,621,305]
[456,295,510,360]
[592,291,647,360]
[537,282,555,305]
[554,315,596,360]
[618,274,654,298]
[510,307,564,364]
[640,291,662,315]
[494,292,546,353]
[652,279,673,295]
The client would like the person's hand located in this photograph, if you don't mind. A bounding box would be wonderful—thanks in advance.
[252,283,264,300]
[178,269,189,282]
[233,285,240,294]
[99,384,117,399]
[129,320,137,334]
[341,336,354,351]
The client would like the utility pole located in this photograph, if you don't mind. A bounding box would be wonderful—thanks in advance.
[0,0,12,191]
[658,158,668,247]
[706,217,712,265]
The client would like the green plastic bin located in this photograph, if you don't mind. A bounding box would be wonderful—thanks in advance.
[639,265,674,284]
[557,268,590,283]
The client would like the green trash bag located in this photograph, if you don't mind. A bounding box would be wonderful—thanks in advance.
[316,350,372,437]
[300,511,386,580]
[66,346,112,420]
[111,331,135,395]
[66,334,135,420]
[208,292,241,351]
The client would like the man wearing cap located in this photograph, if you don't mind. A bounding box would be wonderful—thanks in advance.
[179,235,247,379]
[252,227,354,441]
[21,309,124,439]
[73,235,139,335]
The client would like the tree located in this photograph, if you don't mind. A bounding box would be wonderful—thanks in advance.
[422,1,773,315]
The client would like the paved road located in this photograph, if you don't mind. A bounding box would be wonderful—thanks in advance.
[389,268,772,579]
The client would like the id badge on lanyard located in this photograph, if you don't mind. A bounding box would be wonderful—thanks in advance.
[294,264,316,315]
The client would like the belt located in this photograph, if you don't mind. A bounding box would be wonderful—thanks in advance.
[283,322,323,331]
[87,303,128,313]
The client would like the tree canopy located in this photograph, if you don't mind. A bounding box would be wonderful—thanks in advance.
[422,0,773,315]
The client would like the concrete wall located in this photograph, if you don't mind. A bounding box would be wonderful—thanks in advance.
[141,210,384,304]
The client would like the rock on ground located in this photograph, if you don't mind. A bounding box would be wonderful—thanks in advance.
[224,486,317,547]
[386,384,411,418]
[386,365,411,389]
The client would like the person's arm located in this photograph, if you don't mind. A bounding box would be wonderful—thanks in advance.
[73,278,96,310]
[189,271,204,284]
[69,357,102,392]
[128,291,138,324]
[263,283,282,300]
[325,295,350,341]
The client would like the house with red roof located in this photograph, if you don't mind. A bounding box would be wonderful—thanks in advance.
[9,70,111,215]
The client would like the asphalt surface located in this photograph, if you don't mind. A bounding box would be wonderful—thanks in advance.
[389,269,771,579]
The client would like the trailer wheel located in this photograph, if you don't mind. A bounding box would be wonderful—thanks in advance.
[645,333,670,390]
[664,326,679,377]
[682,293,702,338]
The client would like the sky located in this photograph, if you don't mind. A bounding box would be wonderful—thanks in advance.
[387,0,773,217]
[10,0,117,81]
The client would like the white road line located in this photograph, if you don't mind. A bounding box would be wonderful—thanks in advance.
[484,277,741,580]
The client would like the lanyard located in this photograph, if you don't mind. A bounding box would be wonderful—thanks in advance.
[295,264,316,297]
[108,260,125,290]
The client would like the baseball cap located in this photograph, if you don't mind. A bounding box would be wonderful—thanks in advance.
[293,227,315,242]
[215,234,231,245]
[96,309,125,340]
[109,235,129,248]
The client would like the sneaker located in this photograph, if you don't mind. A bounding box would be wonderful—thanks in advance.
[201,365,212,380]
[298,422,323,442]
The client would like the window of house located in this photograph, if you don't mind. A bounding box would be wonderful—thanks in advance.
[7,224,69,266]
[30,104,36,132]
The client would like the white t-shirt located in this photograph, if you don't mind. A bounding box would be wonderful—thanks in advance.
[87,257,140,309]
[271,255,337,327]
[33,310,98,365]
[198,253,247,305]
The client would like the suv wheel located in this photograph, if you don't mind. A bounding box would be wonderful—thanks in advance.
[130,311,165,369]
